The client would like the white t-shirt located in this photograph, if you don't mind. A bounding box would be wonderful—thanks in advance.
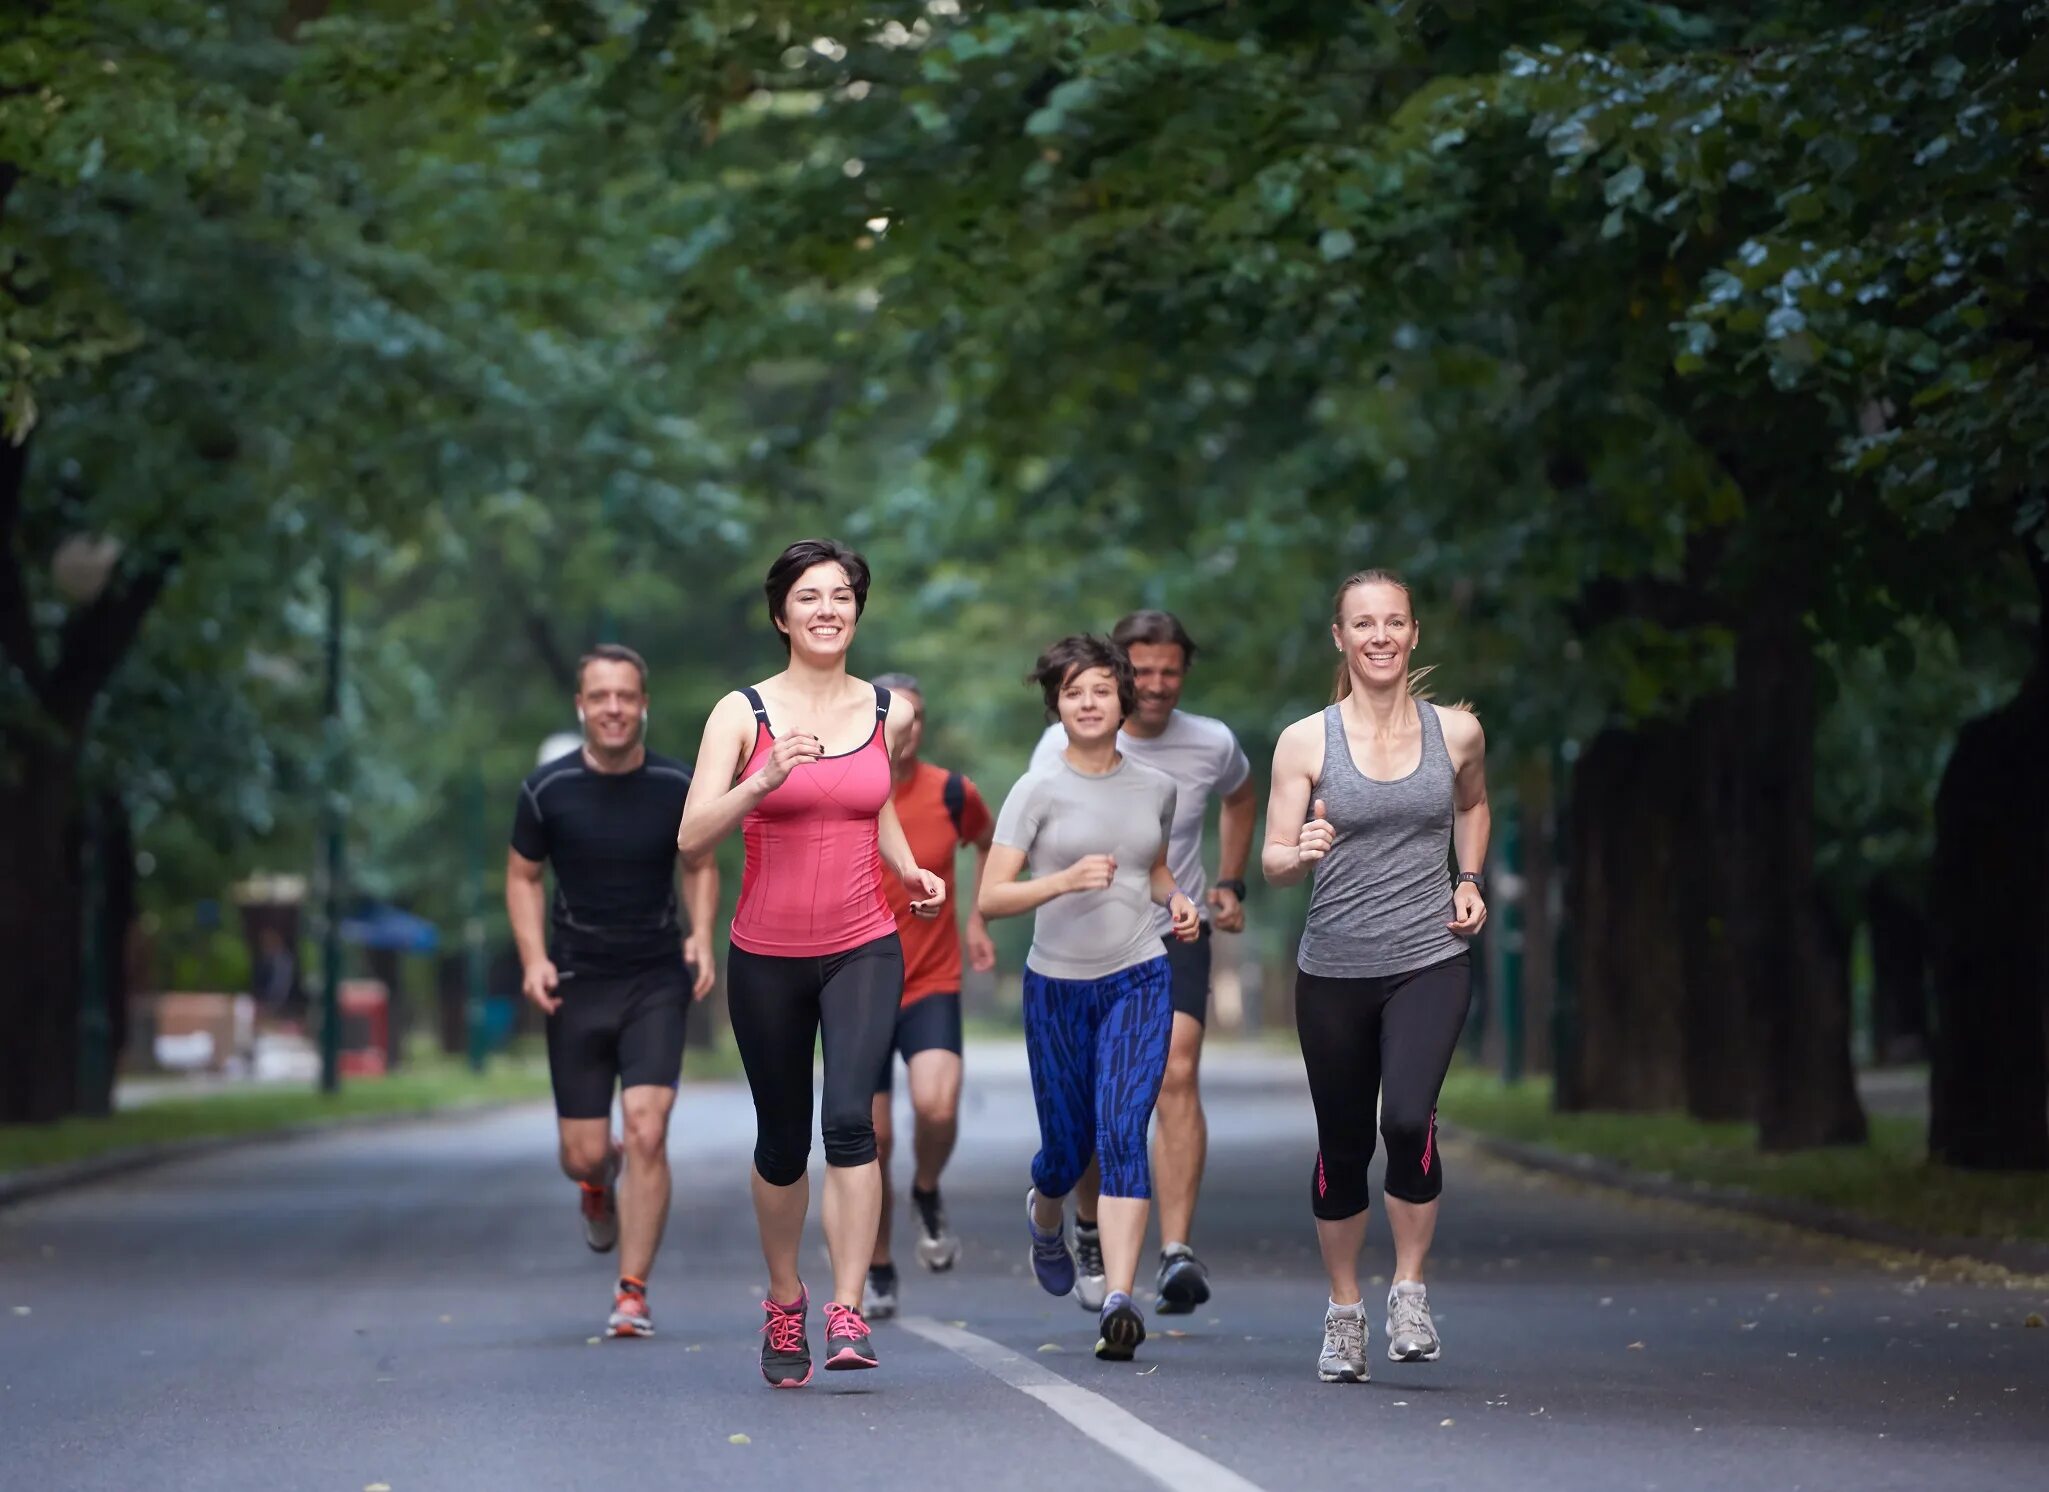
[1030,709,1251,936]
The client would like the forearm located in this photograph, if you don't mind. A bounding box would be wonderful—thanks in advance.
[878,806,920,881]
[1453,799,1491,877]
[1149,863,1182,908]
[682,856,719,938]
[1218,794,1256,881]
[967,845,994,938]
[507,878,550,968]
[978,874,1070,921]
[678,775,768,859]
[1262,838,1310,888]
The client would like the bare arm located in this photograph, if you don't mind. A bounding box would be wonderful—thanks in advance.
[978,842,1084,920]
[964,827,997,971]
[1209,772,1259,931]
[679,851,719,999]
[1261,717,1330,887]
[677,693,801,858]
[1443,707,1492,935]
[505,850,561,1013]
[1154,841,1202,941]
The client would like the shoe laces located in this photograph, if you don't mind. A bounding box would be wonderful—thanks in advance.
[1323,1309,1366,1359]
[762,1300,807,1354]
[825,1303,871,1341]
[1075,1228,1105,1275]
[1388,1288,1433,1338]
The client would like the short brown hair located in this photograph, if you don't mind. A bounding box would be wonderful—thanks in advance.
[1111,609,1197,666]
[1027,635,1137,723]
[577,643,648,693]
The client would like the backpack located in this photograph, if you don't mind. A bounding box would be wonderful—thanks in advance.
[943,770,967,840]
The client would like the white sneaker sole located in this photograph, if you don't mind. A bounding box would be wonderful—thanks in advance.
[607,1315,653,1338]
[916,1234,960,1272]
[1076,1276,1107,1312]
[1385,1333,1441,1363]
[1318,1363,1371,1383]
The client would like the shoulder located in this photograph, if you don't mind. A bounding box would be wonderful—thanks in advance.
[1273,711,1328,770]
[1124,758,1179,800]
[1430,702,1484,754]
[522,753,585,798]
[642,751,695,789]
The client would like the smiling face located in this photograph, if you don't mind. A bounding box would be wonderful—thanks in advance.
[1057,664,1124,748]
[1125,641,1186,732]
[1331,578,1417,690]
[776,561,859,661]
[577,658,646,752]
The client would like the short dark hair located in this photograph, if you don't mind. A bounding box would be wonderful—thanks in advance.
[577,643,648,693]
[1111,609,1198,666]
[765,538,871,649]
[1027,635,1137,723]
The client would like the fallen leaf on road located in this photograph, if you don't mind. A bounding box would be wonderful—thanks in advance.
[1165,1329,1186,1338]
[1392,1401,1407,1406]
[10,1307,29,1316]
[1037,1343,1062,1353]
[2024,1314,2045,1329]
[438,1316,453,1324]
[948,1320,967,1328]
[1440,1418,1455,1427]
[1738,1322,1759,1331]
[586,1337,601,1345]
[365,1483,391,1491]
[686,1344,702,1352]
[728,1434,751,1446]
[1137,1365,1158,1375]
[1598,1297,1613,1307]
[1627,1342,1645,1350]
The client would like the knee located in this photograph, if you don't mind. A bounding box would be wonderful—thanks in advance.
[754,1118,811,1188]
[821,1100,878,1169]
[1379,1107,1444,1202]
[560,1135,611,1180]
[1159,1050,1201,1106]
[1378,1104,1434,1156]
[910,1086,957,1131]
[623,1108,670,1165]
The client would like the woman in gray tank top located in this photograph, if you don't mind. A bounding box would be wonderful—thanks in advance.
[1261,568,1491,1385]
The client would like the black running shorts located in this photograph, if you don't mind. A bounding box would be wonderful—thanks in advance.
[873,991,965,1095]
[545,962,690,1119]
[1163,923,1214,1024]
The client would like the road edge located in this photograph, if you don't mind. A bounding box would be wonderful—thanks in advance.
[1454,1128,2049,1277]
[0,1098,540,1212]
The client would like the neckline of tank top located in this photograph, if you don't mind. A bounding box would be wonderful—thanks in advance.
[748,693,884,761]
[1327,697,1435,787]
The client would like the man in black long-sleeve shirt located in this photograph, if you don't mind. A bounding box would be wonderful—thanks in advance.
[507,643,718,1340]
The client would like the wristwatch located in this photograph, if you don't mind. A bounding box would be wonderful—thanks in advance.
[1456,871,1484,891]
[1214,877,1248,900]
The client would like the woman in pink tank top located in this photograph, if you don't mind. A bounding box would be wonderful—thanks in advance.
[677,538,944,1386]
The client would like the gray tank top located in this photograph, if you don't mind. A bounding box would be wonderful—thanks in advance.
[1297,699,1467,978]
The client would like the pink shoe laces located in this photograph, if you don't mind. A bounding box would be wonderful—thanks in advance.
[825,1303,870,1340]
[762,1295,807,1354]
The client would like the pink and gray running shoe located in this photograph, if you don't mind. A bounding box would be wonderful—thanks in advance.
[760,1289,812,1388]
[823,1301,878,1371]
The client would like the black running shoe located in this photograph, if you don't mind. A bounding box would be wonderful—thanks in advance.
[864,1263,900,1321]
[1096,1291,1147,1362]
[912,1185,961,1271]
[1155,1246,1211,1315]
[760,1289,812,1388]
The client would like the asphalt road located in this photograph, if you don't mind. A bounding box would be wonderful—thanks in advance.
[3,1044,2044,1492]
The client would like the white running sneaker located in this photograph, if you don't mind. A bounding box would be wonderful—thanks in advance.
[1074,1222,1107,1312]
[911,1186,961,1272]
[1385,1281,1441,1362]
[863,1264,900,1321]
[1318,1301,1369,1383]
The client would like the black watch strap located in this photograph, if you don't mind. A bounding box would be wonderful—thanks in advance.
[1214,877,1248,900]
[1456,871,1484,890]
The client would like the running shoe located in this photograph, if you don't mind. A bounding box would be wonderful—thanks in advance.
[823,1302,879,1371]
[607,1281,653,1339]
[1073,1221,1108,1312]
[864,1263,900,1321]
[760,1289,812,1388]
[1026,1189,1076,1297]
[1095,1291,1147,1362]
[579,1148,621,1253]
[1385,1281,1441,1362]
[1318,1301,1369,1383]
[912,1185,961,1272]
[1155,1243,1210,1314]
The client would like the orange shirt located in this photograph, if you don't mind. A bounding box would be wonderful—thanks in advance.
[882,761,992,1006]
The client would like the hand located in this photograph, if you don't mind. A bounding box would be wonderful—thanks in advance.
[759,730,823,791]
[1061,853,1117,894]
[905,866,946,919]
[1206,884,1245,933]
[683,932,716,1000]
[521,959,562,1015]
[1297,799,1336,866]
[1168,892,1202,943]
[1447,880,1488,936]
[965,916,997,973]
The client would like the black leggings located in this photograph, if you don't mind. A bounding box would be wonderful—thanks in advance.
[727,934,904,1186]
[1295,953,1470,1219]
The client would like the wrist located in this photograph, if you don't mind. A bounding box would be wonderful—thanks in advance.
[1456,870,1483,891]
[1213,876,1247,901]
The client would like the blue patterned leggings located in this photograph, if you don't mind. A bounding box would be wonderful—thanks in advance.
[1022,958,1173,1200]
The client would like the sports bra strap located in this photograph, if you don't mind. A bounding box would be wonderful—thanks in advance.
[739,686,771,725]
[872,684,891,720]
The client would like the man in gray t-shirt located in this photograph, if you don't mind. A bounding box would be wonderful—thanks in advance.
[1028,610,1257,1316]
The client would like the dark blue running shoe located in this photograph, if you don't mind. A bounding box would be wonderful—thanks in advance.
[1026,1189,1076,1297]
[1095,1291,1147,1362]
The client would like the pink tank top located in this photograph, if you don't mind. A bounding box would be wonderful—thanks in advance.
[728,683,900,958]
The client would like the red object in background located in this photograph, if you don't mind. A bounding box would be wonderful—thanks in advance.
[338,980,389,1077]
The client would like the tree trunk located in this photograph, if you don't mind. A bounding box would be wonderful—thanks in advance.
[1561,723,1690,1111]
[1735,601,1867,1150]
[0,741,83,1122]
[1927,542,2049,1170]
[1517,756,1557,1076]
[1865,878,1929,1065]
[1673,692,1756,1122]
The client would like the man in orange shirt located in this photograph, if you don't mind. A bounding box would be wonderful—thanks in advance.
[863,672,997,1319]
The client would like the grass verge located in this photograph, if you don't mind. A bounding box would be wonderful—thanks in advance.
[1439,1069,2049,1245]
[1,1042,746,1176]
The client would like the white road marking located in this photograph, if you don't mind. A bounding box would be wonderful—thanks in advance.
[900,1316,1266,1492]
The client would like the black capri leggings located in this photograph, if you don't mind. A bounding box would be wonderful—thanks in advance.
[1295,952,1470,1219]
[727,934,904,1186]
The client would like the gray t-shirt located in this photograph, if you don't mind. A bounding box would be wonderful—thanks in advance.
[992,754,1179,980]
[1031,710,1250,936]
